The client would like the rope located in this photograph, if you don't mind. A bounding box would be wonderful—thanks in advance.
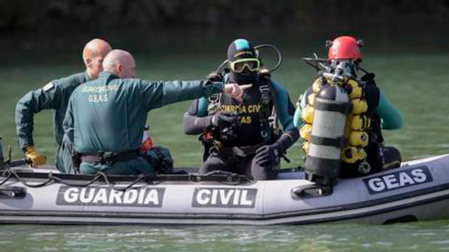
[0,169,250,191]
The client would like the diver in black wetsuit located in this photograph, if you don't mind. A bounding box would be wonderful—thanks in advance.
[184,39,299,180]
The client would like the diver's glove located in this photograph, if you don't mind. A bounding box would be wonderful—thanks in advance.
[25,146,47,166]
[207,71,224,82]
[254,143,282,167]
[211,111,239,129]
[254,131,300,166]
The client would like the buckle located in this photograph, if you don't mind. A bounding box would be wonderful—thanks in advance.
[259,85,269,93]
[100,152,117,165]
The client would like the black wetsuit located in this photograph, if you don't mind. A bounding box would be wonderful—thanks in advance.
[184,75,299,180]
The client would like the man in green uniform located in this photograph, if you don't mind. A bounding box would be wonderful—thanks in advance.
[63,49,249,175]
[15,39,112,173]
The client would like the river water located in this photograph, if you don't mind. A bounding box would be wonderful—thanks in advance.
[0,29,449,251]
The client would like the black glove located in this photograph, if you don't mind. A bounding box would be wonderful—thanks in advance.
[254,144,281,167]
[211,111,239,128]
[207,71,224,82]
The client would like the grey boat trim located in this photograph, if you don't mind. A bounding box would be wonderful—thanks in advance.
[0,154,449,225]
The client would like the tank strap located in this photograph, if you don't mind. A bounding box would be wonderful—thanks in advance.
[314,100,352,114]
[309,135,346,148]
[259,77,281,142]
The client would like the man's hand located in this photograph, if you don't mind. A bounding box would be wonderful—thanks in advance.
[254,144,280,166]
[211,111,239,128]
[223,83,252,102]
[25,146,47,166]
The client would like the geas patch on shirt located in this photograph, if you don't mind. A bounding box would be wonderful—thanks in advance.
[221,104,261,124]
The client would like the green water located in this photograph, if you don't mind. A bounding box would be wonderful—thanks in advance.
[1,222,449,252]
[1,30,449,250]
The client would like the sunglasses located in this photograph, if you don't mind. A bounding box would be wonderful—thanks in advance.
[229,58,261,73]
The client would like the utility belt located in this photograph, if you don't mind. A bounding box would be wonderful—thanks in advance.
[215,143,265,158]
[81,150,139,165]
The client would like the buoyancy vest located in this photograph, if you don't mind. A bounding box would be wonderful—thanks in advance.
[205,75,280,148]
[300,74,381,165]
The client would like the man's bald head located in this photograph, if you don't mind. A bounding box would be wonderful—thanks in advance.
[103,49,136,79]
[83,38,112,79]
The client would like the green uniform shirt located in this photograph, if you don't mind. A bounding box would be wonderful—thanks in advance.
[63,72,224,154]
[15,72,89,151]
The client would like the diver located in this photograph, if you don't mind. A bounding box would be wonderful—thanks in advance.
[184,39,299,180]
[295,36,403,182]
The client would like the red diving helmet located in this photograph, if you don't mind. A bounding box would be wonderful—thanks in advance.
[327,36,364,60]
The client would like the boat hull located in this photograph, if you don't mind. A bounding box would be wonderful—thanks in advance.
[1,154,449,225]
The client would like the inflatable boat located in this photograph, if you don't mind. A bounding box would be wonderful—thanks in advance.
[1,153,449,225]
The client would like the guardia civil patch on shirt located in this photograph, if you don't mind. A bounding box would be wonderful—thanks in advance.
[43,82,54,92]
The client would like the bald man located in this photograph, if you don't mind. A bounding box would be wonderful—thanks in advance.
[63,49,250,175]
[15,39,112,173]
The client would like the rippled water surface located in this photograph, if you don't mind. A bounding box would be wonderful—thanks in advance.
[2,222,449,252]
[0,31,449,251]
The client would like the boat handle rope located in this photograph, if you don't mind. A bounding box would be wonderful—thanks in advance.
[50,172,147,191]
[7,169,54,188]
[0,169,251,191]
[48,172,109,188]
[1,169,111,189]
[0,172,12,186]
[0,169,164,191]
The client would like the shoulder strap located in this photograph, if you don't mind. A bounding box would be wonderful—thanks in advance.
[264,77,280,129]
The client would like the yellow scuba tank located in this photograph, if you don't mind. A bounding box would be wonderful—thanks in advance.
[346,78,364,99]
[301,105,314,124]
[342,146,367,164]
[348,131,369,147]
[300,123,312,141]
[312,78,322,94]
[301,76,372,167]
[351,98,368,114]
[307,93,316,106]
[348,114,371,131]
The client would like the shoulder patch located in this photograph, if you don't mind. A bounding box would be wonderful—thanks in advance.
[43,82,55,92]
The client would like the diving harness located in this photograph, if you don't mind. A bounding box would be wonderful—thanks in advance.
[201,44,284,159]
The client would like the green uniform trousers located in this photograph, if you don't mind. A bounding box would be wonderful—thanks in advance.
[55,137,74,174]
[80,157,154,175]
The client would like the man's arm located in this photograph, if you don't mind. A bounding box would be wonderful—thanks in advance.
[271,81,300,152]
[375,92,403,130]
[184,98,213,135]
[139,79,223,111]
[15,82,63,151]
[62,94,76,145]
[138,79,249,111]
[253,80,300,166]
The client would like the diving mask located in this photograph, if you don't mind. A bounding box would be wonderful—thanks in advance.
[229,58,261,73]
